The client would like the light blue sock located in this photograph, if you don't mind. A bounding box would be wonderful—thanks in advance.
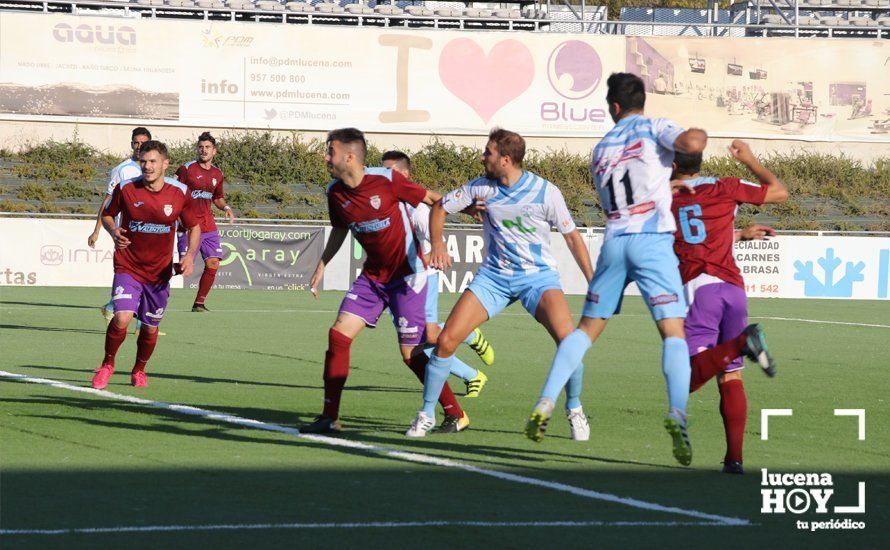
[135,320,143,331]
[437,323,476,346]
[564,362,584,410]
[422,353,453,417]
[423,345,477,381]
[662,337,691,414]
[541,330,592,402]
[104,299,114,311]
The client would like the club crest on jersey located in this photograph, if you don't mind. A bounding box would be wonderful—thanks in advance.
[163,204,173,216]
[370,195,381,210]
[212,178,218,187]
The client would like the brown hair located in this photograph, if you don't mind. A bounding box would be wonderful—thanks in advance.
[139,140,169,159]
[488,128,525,166]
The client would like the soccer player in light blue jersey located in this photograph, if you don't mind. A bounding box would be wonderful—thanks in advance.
[88,127,152,333]
[527,73,707,467]
[406,129,594,438]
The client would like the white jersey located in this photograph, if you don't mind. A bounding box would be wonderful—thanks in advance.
[106,158,141,196]
[442,171,576,278]
[406,202,433,255]
[591,114,684,240]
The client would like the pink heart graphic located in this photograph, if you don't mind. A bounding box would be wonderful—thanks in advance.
[438,38,535,124]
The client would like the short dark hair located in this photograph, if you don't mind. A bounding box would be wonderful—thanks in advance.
[132,127,151,140]
[326,127,367,160]
[606,73,646,112]
[138,140,169,159]
[381,150,411,168]
[488,128,525,166]
[673,151,702,176]
[197,131,216,146]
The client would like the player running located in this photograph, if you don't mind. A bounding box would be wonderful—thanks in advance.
[91,141,201,390]
[174,132,234,312]
[414,128,594,439]
[671,139,788,474]
[527,73,707,467]
[381,150,493,398]
[302,128,468,435]
[89,127,151,328]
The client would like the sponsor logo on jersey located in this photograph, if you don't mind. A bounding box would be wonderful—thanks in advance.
[191,190,214,200]
[370,195,381,210]
[628,201,655,216]
[502,216,536,234]
[163,204,173,216]
[133,201,144,208]
[349,218,391,234]
[340,200,351,209]
[129,221,172,234]
[649,293,679,306]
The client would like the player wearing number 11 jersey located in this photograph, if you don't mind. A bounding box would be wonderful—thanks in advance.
[671,138,788,474]
[528,74,707,467]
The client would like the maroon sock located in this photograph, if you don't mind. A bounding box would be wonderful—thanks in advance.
[689,333,747,392]
[103,322,128,367]
[719,379,747,464]
[405,354,464,418]
[194,267,218,306]
[133,329,159,374]
[323,329,352,420]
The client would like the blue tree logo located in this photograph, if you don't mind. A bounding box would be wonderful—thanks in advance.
[793,248,865,298]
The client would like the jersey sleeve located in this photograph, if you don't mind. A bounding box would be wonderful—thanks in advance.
[544,184,577,234]
[327,191,347,228]
[390,170,427,207]
[651,118,685,152]
[720,177,768,206]
[213,172,225,200]
[441,181,476,215]
[106,166,120,196]
[179,193,201,229]
[104,184,122,218]
[174,166,188,183]
[411,204,431,244]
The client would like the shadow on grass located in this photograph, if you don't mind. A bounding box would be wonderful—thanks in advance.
[0,300,98,310]
[0,324,105,335]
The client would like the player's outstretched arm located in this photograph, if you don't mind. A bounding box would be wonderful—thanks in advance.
[420,189,442,206]
[735,224,777,243]
[88,195,113,248]
[563,229,594,284]
[310,227,348,298]
[180,225,201,278]
[673,128,708,155]
[728,140,788,204]
[429,200,451,271]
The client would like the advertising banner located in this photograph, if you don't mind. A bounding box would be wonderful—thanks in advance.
[0,12,885,141]
[184,225,324,291]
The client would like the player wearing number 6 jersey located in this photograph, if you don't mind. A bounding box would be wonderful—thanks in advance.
[528,73,706,467]
[671,139,788,474]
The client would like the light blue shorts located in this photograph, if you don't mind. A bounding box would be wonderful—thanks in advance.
[425,271,440,324]
[467,268,562,319]
[582,232,686,321]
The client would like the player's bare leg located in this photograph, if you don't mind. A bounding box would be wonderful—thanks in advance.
[192,256,219,312]
[301,313,366,434]
[92,310,134,390]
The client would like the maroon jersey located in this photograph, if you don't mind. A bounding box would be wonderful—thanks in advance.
[671,176,768,288]
[105,177,199,284]
[327,167,427,284]
[175,161,224,233]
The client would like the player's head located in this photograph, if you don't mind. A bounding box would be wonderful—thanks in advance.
[130,127,151,158]
[605,73,646,123]
[138,140,170,185]
[197,131,217,163]
[325,128,366,178]
[672,151,702,179]
[483,128,525,179]
[381,150,411,178]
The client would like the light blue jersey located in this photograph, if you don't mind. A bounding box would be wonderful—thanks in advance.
[107,158,142,196]
[591,114,684,239]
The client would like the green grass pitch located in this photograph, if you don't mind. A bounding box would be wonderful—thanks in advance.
[1,287,887,548]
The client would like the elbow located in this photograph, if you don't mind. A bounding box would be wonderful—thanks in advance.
[770,187,789,204]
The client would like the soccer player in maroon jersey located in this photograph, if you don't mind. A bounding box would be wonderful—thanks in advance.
[91,141,202,390]
[174,132,234,312]
[303,128,468,434]
[671,139,789,474]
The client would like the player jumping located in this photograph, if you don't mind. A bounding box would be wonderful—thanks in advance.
[381,150,493,398]
[91,141,201,390]
[671,139,788,474]
[302,128,468,435]
[175,132,235,312]
[414,128,594,439]
[527,73,707,467]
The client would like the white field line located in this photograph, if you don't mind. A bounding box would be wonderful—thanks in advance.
[749,316,890,329]
[0,370,748,527]
[1,520,744,536]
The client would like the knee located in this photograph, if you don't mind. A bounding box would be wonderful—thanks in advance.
[141,324,158,335]
[205,257,220,270]
[111,312,132,329]
[435,330,459,357]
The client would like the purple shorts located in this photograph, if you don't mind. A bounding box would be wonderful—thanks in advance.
[110,272,171,327]
[178,231,223,261]
[685,280,748,372]
[339,272,427,346]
